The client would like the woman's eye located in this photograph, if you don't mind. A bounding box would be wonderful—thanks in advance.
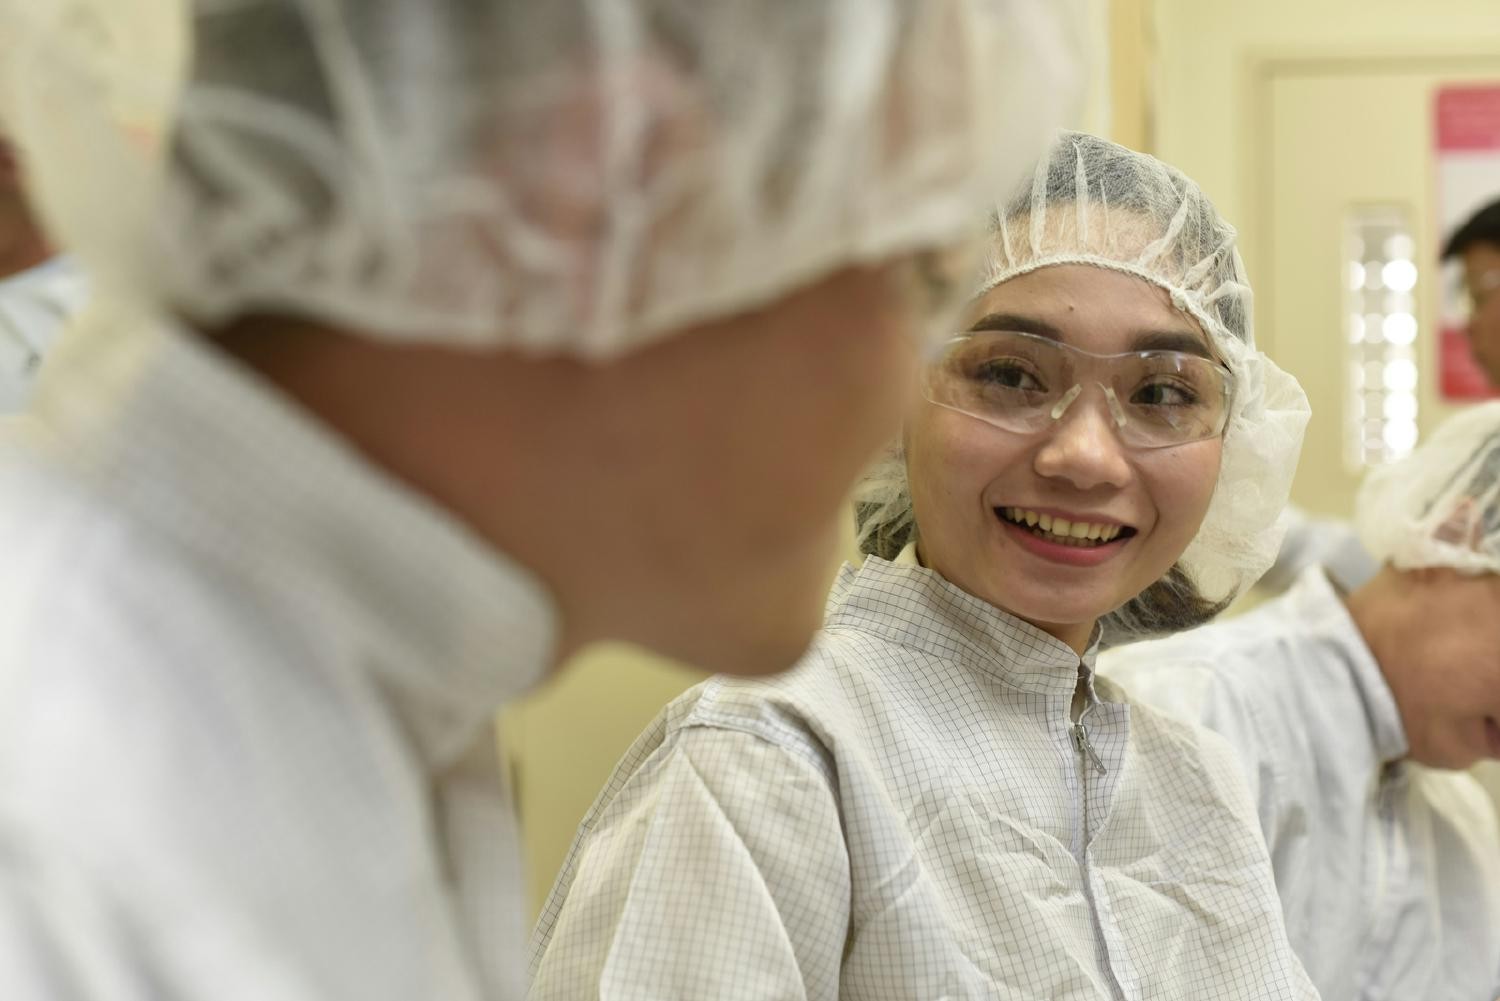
[974,361,1042,391]
[1132,381,1197,407]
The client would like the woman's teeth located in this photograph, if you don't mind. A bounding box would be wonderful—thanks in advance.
[1000,507,1123,547]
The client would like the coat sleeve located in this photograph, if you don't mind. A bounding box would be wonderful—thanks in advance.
[528,725,852,1001]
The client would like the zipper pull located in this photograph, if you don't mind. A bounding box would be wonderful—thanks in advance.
[1072,721,1108,775]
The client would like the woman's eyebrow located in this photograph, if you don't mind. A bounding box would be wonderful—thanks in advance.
[966,312,1063,339]
[1131,330,1214,359]
[968,312,1215,360]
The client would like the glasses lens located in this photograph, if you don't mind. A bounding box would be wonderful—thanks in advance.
[924,332,1068,432]
[1112,353,1232,446]
[925,331,1233,447]
[1473,274,1500,314]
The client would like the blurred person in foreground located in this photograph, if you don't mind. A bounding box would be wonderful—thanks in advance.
[0,1,1083,999]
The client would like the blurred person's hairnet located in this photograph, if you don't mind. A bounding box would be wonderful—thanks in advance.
[856,132,1311,641]
[3,0,1085,357]
[1356,400,1500,576]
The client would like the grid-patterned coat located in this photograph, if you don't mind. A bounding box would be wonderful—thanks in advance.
[530,557,1316,1000]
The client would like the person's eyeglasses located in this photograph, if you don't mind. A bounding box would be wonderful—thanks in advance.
[1463,270,1500,314]
[922,330,1235,449]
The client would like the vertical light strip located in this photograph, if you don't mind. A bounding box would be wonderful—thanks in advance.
[1345,208,1419,469]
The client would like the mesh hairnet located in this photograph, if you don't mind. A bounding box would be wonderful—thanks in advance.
[1356,401,1500,576]
[855,132,1310,640]
[2,0,1084,357]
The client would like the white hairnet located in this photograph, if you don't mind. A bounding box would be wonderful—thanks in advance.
[3,0,1084,357]
[1356,401,1500,576]
[856,132,1310,640]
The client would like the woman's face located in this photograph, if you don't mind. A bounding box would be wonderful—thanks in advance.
[906,264,1225,646]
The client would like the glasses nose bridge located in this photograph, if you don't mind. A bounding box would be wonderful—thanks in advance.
[1048,376,1128,433]
[1034,379,1135,487]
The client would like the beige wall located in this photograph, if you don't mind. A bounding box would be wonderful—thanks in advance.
[1109,0,1153,152]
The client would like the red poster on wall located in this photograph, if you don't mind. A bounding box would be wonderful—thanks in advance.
[1435,85,1500,401]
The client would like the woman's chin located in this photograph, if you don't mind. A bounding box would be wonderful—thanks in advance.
[983,584,1115,639]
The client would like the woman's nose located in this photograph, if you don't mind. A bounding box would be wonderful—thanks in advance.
[1033,385,1133,491]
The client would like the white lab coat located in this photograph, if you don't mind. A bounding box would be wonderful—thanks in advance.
[0,317,557,1000]
[529,556,1316,1000]
[1102,567,1500,1001]
[0,255,88,413]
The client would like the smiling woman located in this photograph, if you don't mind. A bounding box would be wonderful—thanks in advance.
[906,265,1234,647]
[860,132,1310,643]
[529,134,1319,1001]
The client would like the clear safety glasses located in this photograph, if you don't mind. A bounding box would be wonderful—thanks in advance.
[923,330,1235,449]
[1463,271,1500,315]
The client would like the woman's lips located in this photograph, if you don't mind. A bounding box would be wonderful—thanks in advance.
[995,508,1132,568]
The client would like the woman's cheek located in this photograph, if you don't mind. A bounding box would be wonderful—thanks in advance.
[1146,440,1223,541]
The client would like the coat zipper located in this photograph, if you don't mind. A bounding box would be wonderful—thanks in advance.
[1073,690,1125,1000]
